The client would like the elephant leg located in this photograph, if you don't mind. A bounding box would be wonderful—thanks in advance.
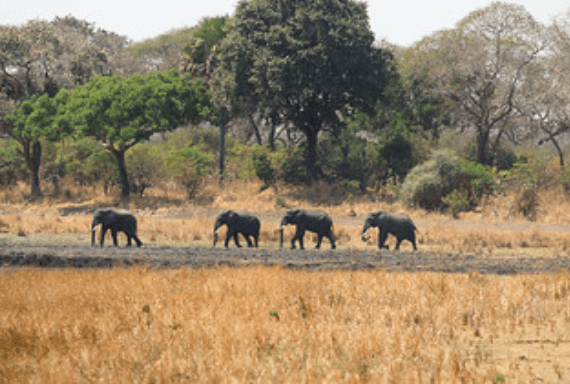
[126,234,133,247]
[316,234,322,249]
[111,229,119,246]
[292,228,305,249]
[411,236,417,251]
[245,234,254,247]
[254,235,258,248]
[133,235,143,247]
[233,232,242,248]
[378,231,389,250]
[327,232,336,249]
[100,225,108,246]
[395,237,402,250]
[224,231,232,248]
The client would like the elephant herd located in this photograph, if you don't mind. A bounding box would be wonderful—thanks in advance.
[91,207,419,251]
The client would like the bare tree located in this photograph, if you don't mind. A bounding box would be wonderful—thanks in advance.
[401,2,546,165]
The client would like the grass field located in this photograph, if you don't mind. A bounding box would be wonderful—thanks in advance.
[1,180,570,382]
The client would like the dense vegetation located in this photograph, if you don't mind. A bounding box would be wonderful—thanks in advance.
[1,1,570,219]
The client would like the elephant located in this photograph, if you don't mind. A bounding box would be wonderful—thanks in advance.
[280,208,336,249]
[361,210,417,250]
[213,210,260,248]
[91,208,142,247]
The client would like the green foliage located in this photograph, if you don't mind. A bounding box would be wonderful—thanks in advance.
[163,146,214,198]
[59,138,117,188]
[214,0,389,180]
[7,91,71,141]
[253,153,276,191]
[125,145,164,196]
[0,139,27,186]
[181,16,228,63]
[400,149,464,210]
[401,149,498,213]
[442,190,471,218]
[66,70,212,148]
[459,160,498,204]
[318,132,373,191]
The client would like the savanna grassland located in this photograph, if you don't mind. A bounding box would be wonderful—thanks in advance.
[1,179,570,382]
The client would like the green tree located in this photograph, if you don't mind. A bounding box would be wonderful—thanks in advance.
[213,0,390,182]
[6,92,71,196]
[0,17,128,196]
[62,70,212,198]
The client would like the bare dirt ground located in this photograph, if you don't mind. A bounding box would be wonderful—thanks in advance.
[1,240,570,274]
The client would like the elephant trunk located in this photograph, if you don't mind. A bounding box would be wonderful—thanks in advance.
[213,229,218,247]
[91,224,97,246]
[279,225,284,248]
[361,222,371,242]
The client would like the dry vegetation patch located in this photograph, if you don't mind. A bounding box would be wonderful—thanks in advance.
[1,267,569,382]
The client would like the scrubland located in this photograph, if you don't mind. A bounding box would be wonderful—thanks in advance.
[1,179,570,382]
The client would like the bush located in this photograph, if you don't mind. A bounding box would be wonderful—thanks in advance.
[125,144,164,197]
[400,149,464,210]
[163,146,214,198]
[442,190,471,218]
[0,139,27,186]
[253,153,276,191]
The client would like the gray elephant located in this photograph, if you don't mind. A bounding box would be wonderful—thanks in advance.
[213,210,260,248]
[91,208,142,247]
[361,210,417,250]
[280,208,336,249]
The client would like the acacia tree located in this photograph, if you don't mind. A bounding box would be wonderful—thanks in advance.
[401,2,546,165]
[0,17,129,196]
[213,0,389,181]
[62,70,212,198]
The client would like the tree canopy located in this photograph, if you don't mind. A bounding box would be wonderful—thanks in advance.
[213,0,391,180]
[61,69,212,198]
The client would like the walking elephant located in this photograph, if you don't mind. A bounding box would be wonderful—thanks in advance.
[280,208,336,249]
[91,208,142,247]
[213,210,260,248]
[361,210,417,250]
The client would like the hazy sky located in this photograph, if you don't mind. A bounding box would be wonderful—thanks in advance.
[2,0,569,47]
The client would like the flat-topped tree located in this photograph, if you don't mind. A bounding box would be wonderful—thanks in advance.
[63,69,211,198]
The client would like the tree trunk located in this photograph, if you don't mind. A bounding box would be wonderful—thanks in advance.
[219,122,225,185]
[475,127,490,165]
[112,149,130,199]
[306,129,318,183]
[29,141,42,197]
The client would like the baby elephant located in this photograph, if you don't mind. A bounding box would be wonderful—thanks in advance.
[91,208,142,247]
[213,210,260,248]
[361,210,417,250]
[280,208,336,249]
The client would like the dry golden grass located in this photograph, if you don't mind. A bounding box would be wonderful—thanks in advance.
[2,181,570,382]
[1,267,569,383]
[2,179,570,254]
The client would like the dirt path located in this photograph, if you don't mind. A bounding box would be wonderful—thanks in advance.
[1,242,569,274]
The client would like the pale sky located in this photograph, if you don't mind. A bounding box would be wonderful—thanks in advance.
[2,0,569,47]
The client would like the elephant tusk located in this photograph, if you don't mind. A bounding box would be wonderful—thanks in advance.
[361,230,369,242]
[280,225,285,230]
[91,226,97,233]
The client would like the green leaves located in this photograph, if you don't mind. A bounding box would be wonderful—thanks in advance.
[63,70,212,149]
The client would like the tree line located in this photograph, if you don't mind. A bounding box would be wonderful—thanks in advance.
[1,1,570,207]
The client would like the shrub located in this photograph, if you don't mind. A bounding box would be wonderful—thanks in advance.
[125,144,164,197]
[0,139,27,186]
[163,146,214,198]
[253,153,276,191]
[442,190,471,218]
[400,149,464,210]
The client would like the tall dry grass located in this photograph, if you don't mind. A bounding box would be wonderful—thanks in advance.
[2,179,570,254]
[1,267,569,383]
